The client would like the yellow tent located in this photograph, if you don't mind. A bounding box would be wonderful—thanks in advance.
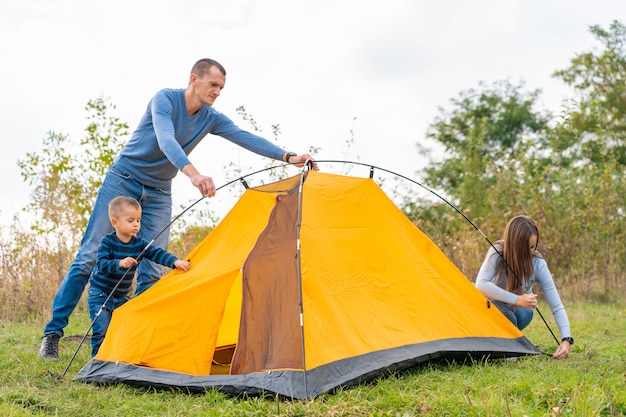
[74,170,539,399]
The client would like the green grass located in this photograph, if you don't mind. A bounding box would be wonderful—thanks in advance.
[1,302,624,416]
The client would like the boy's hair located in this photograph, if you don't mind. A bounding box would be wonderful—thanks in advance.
[108,196,141,220]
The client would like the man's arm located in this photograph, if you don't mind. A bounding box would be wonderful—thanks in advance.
[183,152,318,198]
[282,152,319,171]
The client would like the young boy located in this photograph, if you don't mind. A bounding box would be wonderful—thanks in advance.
[88,196,190,357]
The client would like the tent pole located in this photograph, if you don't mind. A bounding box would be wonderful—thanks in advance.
[295,163,311,400]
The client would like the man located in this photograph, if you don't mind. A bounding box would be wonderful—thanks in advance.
[39,58,317,361]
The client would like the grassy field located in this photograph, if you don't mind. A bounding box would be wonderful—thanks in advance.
[0,302,624,417]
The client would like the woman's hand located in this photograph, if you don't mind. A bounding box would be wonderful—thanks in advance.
[553,340,572,359]
[515,293,538,309]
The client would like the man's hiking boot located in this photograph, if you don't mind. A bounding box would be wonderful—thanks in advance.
[39,334,60,361]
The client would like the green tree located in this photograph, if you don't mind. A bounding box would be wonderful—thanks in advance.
[412,21,626,299]
[552,20,626,163]
[417,80,550,229]
[551,20,626,299]
[17,95,128,280]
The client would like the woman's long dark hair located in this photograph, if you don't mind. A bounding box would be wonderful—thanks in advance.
[494,215,540,293]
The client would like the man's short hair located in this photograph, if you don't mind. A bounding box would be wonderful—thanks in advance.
[191,58,227,77]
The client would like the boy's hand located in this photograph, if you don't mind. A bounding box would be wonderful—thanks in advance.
[174,259,190,272]
[119,257,138,269]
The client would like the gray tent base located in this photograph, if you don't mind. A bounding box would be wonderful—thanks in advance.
[73,336,540,400]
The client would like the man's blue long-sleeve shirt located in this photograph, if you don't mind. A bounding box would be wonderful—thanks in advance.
[113,88,285,189]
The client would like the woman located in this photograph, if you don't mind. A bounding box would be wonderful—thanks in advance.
[475,215,573,359]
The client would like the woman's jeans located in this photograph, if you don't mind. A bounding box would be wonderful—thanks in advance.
[43,166,172,338]
[492,300,534,330]
[88,288,130,356]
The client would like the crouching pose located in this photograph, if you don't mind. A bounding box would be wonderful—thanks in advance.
[475,215,573,359]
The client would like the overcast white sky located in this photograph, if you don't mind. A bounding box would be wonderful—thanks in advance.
[1,0,624,227]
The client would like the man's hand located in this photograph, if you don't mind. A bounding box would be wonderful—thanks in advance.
[191,174,216,197]
[290,154,319,171]
[182,164,216,197]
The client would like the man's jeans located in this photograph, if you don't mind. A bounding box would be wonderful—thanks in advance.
[492,300,534,330]
[43,165,172,338]
[88,287,130,356]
